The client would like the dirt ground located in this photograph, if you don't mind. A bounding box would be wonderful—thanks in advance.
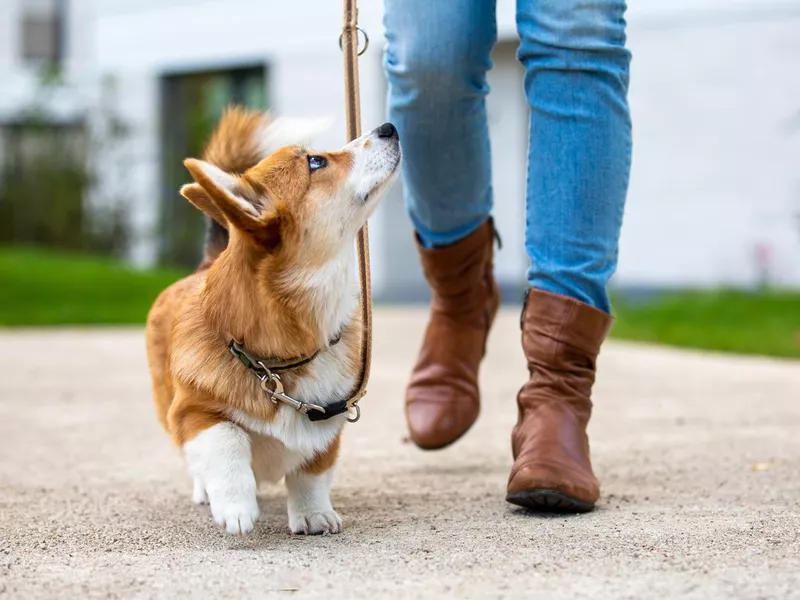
[1,309,799,599]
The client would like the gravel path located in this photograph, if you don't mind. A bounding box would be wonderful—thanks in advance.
[1,309,799,599]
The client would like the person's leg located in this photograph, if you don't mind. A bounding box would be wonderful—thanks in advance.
[507,0,631,512]
[384,0,497,247]
[384,0,500,449]
[519,0,631,313]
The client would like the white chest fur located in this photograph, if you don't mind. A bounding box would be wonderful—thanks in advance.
[227,342,352,483]
[228,405,346,482]
[228,249,357,481]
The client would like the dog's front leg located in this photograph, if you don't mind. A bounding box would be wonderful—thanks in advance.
[286,434,343,535]
[182,421,259,535]
[286,469,342,535]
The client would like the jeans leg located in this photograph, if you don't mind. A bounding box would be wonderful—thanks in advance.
[517,0,632,313]
[384,0,497,247]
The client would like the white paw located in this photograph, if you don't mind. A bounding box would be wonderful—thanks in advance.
[192,477,208,505]
[183,422,259,536]
[209,493,260,535]
[289,509,343,535]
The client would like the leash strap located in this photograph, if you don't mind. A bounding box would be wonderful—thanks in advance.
[230,3,371,423]
[341,0,372,411]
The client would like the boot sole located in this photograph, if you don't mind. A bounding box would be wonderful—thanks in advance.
[506,490,595,514]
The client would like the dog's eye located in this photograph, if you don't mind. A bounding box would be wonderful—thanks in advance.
[307,155,327,171]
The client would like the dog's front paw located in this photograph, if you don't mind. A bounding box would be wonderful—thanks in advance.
[208,492,259,535]
[289,509,343,535]
[183,422,258,535]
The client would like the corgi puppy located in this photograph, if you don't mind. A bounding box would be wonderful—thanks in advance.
[145,107,400,535]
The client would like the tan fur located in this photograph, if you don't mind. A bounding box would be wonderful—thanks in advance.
[146,111,363,445]
[302,432,343,476]
[144,106,400,535]
[146,154,360,445]
[204,106,268,174]
[191,107,276,268]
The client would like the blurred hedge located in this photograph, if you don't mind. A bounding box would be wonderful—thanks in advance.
[0,72,132,258]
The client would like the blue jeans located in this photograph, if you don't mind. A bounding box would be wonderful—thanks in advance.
[383,0,631,313]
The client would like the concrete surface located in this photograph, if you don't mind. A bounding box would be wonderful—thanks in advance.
[1,309,799,599]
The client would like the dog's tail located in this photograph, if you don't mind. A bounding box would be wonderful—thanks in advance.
[197,106,268,270]
[196,106,332,269]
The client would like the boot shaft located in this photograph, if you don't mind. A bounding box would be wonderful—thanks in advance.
[417,220,498,316]
[517,289,613,419]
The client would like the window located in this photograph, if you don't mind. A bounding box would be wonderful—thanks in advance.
[20,0,63,66]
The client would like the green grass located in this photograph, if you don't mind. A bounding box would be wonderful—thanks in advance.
[0,247,188,326]
[1,247,798,359]
[611,289,800,359]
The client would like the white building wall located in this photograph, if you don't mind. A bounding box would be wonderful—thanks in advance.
[0,0,38,117]
[0,1,21,75]
[622,4,800,289]
[1,0,798,296]
[0,0,93,122]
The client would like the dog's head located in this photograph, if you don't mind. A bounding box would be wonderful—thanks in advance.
[180,122,401,270]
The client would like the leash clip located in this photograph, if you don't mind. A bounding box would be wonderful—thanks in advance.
[259,365,326,416]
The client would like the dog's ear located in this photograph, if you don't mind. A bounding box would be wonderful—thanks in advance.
[179,182,226,227]
[182,159,280,248]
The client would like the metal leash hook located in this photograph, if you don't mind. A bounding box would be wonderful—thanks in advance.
[258,363,326,415]
[338,27,369,56]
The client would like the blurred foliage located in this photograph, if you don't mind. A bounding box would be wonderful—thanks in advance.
[612,289,800,359]
[0,70,133,257]
[0,247,186,326]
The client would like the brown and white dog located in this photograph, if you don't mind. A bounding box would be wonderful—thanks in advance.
[145,107,400,535]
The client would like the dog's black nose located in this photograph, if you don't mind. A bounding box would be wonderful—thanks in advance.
[377,122,398,139]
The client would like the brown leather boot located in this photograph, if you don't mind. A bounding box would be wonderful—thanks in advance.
[405,220,500,450]
[506,288,613,512]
